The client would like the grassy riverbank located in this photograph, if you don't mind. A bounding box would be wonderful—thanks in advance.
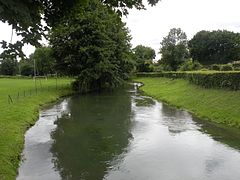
[136,77,240,128]
[0,78,73,180]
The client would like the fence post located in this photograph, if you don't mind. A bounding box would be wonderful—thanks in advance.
[8,95,13,104]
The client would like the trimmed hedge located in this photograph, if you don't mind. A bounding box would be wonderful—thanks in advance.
[136,71,240,90]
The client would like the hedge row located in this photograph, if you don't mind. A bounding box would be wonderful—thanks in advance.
[136,71,240,90]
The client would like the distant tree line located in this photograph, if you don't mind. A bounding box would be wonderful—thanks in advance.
[0,47,55,76]
[133,28,240,72]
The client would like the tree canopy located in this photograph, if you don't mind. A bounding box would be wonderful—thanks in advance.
[0,0,160,58]
[189,30,240,65]
[159,28,189,71]
[28,47,55,76]
[50,0,134,92]
[133,45,155,72]
[0,58,17,75]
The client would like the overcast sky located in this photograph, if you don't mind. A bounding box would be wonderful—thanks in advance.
[123,0,240,59]
[1,0,240,59]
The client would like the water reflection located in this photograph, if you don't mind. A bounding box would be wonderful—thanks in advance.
[17,83,240,180]
[50,89,133,180]
[161,104,198,135]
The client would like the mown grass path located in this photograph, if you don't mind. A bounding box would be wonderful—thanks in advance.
[136,77,240,129]
[0,78,72,180]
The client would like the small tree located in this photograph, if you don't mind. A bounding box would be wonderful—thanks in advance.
[133,45,155,72]
[159,28,189,71]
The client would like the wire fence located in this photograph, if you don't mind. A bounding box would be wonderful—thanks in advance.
[7,82,71,104]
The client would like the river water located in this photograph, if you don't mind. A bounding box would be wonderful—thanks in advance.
[17,83,240,180]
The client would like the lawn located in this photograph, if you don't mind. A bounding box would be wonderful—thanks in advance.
[0,77,73,180]
[136,77,240,128]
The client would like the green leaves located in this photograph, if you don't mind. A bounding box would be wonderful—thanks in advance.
[0,0,160,58]
[189,30,240,65]
[133,45,155,72]
[50,1,133,92]
[160,28,189,71]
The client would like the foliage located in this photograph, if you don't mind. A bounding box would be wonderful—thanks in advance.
[133,45,155,72]
[137,71,240,90]
[19,59,33,76]
[153,64,164,72]
[220,64,234,71]
[0,58,18,75]
[178,58,202,71]
[211,64,221,71]
[0,0,160,58]
[231,61,240,70]
[189,30,240,65]
[50,1,134,92]
[28,46,55,76]
[136,77,240,128]
[159,28,189,71]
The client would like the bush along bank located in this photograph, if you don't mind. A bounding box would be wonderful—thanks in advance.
[136,71,240,90]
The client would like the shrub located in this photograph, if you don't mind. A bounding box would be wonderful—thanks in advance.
[153,65,164,72]
[232,61,240,71]
[136,71,240,90]
[200,68,210,71]
[220,64,233,71]
[178,59,202,71]
[211,64,221,71]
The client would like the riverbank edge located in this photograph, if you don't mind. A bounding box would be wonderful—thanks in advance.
[3,90,74,180]
[134,77,240,129]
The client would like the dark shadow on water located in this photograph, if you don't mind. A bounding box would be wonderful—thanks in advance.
[50,86,134,180]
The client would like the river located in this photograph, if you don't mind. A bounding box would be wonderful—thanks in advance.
[17,83,240,180]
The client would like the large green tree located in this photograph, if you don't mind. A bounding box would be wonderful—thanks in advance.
[189,30,240,65]
[0,0,160,58]
[50,0,134,92]
[159,28,189,71]
[28,46,55,76]
[133,45,155,72]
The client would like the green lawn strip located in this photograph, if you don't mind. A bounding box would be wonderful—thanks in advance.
[135,77,240,128]
[0,78,73,180]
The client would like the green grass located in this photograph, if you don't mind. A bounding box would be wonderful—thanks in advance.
[136,77,240,128]
[0,78,73,180]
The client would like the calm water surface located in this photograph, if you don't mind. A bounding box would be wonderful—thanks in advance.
[17,84,240,180]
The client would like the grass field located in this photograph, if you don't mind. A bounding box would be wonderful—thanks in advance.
[136,77,240,129]
[0,77,73,180]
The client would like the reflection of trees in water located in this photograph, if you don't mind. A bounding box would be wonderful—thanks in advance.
[193,116,240,151]
[134,95,156,107]
[161,103,195,135]
[205,158,224,176]
[51,90,133,180]
[162,103,240,151]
